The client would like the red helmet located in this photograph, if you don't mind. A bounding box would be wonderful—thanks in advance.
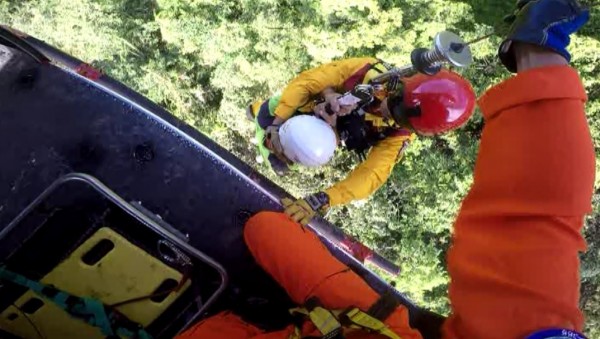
[396,70,476,136]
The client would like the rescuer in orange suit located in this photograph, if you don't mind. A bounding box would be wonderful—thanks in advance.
[179,0,594,338]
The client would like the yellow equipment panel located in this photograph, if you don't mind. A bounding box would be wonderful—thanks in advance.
[0,227,191,338]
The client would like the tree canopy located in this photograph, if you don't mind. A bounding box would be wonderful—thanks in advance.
[1,0,599,335]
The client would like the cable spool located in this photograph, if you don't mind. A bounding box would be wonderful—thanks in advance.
[412,31,473,75]
[371,31,474,83]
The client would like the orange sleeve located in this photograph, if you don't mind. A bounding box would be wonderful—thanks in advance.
[443,66,595,339]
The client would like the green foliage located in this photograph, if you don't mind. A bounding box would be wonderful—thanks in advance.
[1,0,599,332]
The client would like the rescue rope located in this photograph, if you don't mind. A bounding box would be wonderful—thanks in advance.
[0,267,152,339]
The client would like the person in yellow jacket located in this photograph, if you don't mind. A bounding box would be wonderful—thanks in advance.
[249,58,476,225]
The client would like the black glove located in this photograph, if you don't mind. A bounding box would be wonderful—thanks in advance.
[499,0,590,72]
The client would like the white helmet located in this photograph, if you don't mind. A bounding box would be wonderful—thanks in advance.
[279,115,337,167]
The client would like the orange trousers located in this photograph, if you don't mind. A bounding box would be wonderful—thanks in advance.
[178,211,422,338]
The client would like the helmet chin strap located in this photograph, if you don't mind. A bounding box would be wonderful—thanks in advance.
[267,140,294,166]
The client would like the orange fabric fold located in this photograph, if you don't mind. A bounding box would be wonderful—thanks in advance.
[444,66,595,339]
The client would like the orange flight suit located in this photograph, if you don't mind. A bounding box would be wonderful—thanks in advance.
[179,65,594,338]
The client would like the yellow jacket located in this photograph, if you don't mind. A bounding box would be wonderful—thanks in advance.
[275,58,416,207]
[274,57,381,119]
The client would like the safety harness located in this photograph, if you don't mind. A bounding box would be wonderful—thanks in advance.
[288,294,401,339]
[341,60,392,92]
[336,61,404,159]
[337,113,398,160]
[256,60,405,165]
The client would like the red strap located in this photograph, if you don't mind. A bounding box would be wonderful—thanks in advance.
[75,63,102,80]
[341,238,373,263]
[343,64,372,92]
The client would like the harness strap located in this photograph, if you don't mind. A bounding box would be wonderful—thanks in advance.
[308,307,343,338]
[367,291,401,321]
[289,302,344,338]
[290,307,343,338]
[288,296,401,339]
[340,308,400,339]
[370,60,393,74]
[343,60,392,92]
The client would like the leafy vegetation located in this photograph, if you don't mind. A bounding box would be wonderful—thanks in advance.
[1,0,599,335]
